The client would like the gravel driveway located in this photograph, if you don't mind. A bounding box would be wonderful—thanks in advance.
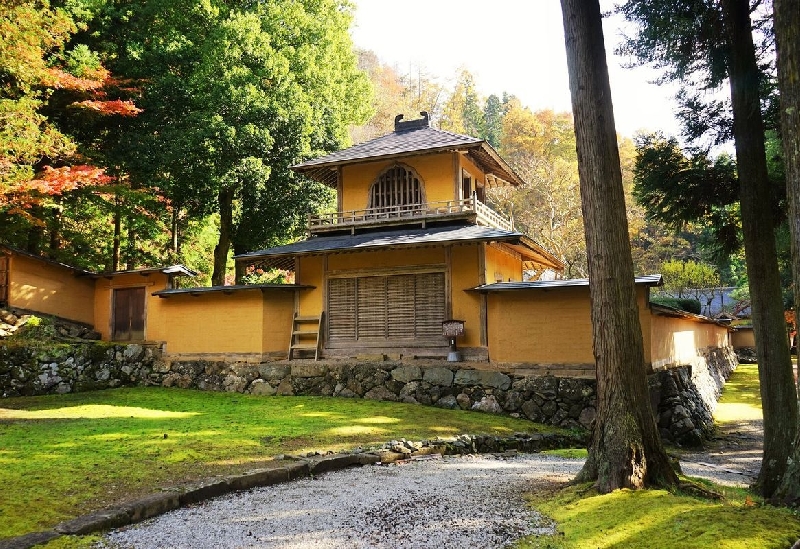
[100,454,583,549]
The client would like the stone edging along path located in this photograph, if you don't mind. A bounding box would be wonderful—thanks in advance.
[0,432,584,549]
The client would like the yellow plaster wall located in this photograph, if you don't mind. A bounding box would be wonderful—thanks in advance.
[262,291,295,353]
[158,291,264,354]
[93,272,171,341]
[650,314,730,368]
[484,244,523,283]
[297,255,324,317]
[340,153,458,210]
[450,244,482,347]
[487,285,654,365]
[487,287,594,364]
[731,327,756,348]
[459,154,487,194]
[8,254,95,325]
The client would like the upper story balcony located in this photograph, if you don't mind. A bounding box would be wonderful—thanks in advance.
[308,196,513,235]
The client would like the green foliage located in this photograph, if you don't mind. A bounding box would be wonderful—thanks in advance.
[659,259,721,297]
[440,69,484,136]
[239,267,290,285]
[633,133,741,258]
[651,297,703,314]
[0,387,563,538]
[90,0,370,282]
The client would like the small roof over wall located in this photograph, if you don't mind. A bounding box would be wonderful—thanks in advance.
[153,283,314,298]
[0,244,196,279]
[292,112,525,188]
[236,224,564,272]
[0,244,93,276]
[649,302,734,329]
[470,274,664,292]
[83,265,198,279]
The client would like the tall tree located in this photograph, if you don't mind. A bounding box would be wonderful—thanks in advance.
[560,0,678,492]
[619,0,797,497]
[721,0,797,497]
[482,94,504,148]
[491,100,587,277]
[440,69,484,136]
[773,0,800,504]
[95,0,370,285]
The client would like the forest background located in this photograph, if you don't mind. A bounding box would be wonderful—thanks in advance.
[0,0,791,312]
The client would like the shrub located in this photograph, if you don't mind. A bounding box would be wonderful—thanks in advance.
[651,297,702,315]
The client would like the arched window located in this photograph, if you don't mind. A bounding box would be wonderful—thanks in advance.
[367,164,426,211]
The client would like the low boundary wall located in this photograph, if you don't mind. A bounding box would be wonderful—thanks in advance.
[1,342,738,447]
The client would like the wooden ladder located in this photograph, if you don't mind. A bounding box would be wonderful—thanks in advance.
[288,312,323,361]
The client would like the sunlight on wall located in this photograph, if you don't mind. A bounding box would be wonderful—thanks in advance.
[0,405,198,420]
[672,330,696,363]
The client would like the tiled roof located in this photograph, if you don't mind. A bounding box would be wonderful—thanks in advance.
[236,225,530,260]
[292,126,524,188]
[470,275,664,292]
[295,126,482,168]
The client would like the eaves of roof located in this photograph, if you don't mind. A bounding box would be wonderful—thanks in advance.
[82,265,198,279]
[469,274,664,292]
[235,225,533,261]
[1,244,94,276]
[153,283,314,298]
[649,303,734,328]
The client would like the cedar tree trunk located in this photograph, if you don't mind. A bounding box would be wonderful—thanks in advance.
[721,0,798,498]
[773,0,800,504]
[212,187,234,286]
[560,0,678,492]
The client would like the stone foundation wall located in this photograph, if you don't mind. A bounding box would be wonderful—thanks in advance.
[0,343,160,397]
[649,346,738,446]
[1,341,738,448]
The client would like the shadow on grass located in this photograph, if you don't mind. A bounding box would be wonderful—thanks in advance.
[0,386,558,539]
[523,485,800,549]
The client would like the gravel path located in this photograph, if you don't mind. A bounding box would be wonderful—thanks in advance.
[100,454,583,549]
[99,411,765,549]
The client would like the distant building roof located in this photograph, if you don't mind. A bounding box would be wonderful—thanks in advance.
[236,224,563,271]
[292,112,525,188]
[470,274,664,292]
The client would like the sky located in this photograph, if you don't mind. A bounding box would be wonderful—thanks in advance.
[349,0,682,139]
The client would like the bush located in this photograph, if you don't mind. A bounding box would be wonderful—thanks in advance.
[651,297,702,315]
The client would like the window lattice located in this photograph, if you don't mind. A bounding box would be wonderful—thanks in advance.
[368,165,424,210]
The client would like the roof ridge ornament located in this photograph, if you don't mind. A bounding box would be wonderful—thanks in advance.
[394,111,429,132]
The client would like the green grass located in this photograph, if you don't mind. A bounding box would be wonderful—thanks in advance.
[517,363,800,549]
[0,387,562,540]
[518,484,800,549]
[714,363,762,423]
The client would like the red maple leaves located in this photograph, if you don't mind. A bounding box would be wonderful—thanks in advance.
[26,165,114,196]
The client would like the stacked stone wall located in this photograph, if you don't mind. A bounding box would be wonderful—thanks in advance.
[1,342,738,447]
[0,343,160,397]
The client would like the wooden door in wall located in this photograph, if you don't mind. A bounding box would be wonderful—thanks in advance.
[113,287,145,341]
[327,272,445,346]
[0,254,8,306]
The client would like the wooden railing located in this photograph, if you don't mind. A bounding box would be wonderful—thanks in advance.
[308,197,513,232]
